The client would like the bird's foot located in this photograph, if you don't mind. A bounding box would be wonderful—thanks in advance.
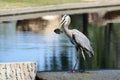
[71,70,76,73]
[80,70,86,73]
[70,69,89,73]
[69,70,83,73]
[66,70,77,73]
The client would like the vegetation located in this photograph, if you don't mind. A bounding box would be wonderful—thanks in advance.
[0,0,82,9]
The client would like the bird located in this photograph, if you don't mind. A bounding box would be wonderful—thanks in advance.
[54,15,94,72]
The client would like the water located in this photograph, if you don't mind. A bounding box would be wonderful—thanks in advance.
[0,21,76,71]
[0,18,120,71]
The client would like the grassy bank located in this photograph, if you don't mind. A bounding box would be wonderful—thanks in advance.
[0,0,82,9]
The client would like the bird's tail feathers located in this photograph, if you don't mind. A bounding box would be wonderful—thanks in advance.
[85,50,94,57]
[90,49,94,57]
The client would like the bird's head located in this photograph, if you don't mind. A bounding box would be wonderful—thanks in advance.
[54,15,71,34]
[60,15,71,26]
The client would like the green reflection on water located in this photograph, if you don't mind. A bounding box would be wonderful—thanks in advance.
[71,14,120,69]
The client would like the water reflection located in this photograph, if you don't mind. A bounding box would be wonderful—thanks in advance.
[0,15,120,71]
[16,15,61,34]
[0,21,76,71]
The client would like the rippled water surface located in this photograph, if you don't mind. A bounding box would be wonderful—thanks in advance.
[0,19,120,71]
[0,21,77,71]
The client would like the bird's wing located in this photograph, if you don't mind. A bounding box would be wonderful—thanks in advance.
[72,29,94,57]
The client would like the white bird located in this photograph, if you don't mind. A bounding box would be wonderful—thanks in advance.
[54,15,94,72]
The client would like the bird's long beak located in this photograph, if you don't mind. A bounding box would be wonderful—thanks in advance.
[58,19,65,28]
[54,18,65,34]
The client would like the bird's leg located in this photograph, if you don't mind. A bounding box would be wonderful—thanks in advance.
[72,47,79,72]
[80,48,86,72]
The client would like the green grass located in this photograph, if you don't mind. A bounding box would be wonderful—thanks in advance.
[0,0,82,9]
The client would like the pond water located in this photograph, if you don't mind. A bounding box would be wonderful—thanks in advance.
[0,21,77,71]
[0,15,120,71]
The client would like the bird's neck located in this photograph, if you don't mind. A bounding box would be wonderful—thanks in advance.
[63,25,71,38]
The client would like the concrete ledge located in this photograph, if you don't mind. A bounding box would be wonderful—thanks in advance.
[0,62,36,80]
[37,70,120,80]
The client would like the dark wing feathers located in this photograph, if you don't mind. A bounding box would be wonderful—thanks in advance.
[72,29,94,57]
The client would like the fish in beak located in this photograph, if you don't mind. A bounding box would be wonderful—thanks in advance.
[54,18,65,34]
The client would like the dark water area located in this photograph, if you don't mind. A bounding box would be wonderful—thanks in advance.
[0,15,120,71]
